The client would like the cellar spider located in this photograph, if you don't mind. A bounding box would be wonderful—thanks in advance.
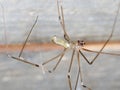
[42,0,120,90]
[1,1,120,90]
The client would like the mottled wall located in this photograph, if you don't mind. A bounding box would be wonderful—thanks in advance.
[0,0,120,44]
[0,1,120,90]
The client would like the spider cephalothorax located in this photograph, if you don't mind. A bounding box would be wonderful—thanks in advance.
[77,40,85,46]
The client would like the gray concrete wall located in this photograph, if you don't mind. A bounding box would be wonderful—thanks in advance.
[0,0,120,44]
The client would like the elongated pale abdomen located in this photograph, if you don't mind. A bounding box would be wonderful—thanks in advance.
[51,36,70,48]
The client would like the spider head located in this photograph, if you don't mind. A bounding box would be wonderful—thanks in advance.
[77,40,85,46]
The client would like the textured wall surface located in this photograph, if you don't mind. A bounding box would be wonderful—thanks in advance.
[0,48,120,90]
[0,1,120,90]
[0,0,120,44]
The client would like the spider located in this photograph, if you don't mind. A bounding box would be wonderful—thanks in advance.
[42,0,120,90]
[1,0,120,90]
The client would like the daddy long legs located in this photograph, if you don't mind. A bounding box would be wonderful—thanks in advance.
[42,0,120,90]
[1,0,120,90]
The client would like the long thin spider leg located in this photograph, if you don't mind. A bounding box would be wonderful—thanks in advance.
[42,48,67,65]
[90,2,120,64]
[82,48,120,56]
[48,48,67,73]
[8,54,39,67]
[79,50,112,65]
[79,50,93,64]
[61,6,70,41]
[0,3,43,70]
[8,16,39,67]
[68,49,75,72]
[80,2,120,65]
[57,0,62,24]
[56,0,70,41]
[67,74,72,90]
[75,68,79,90]
[75,52,91,90]
[8,54,46,74]
[67,49,75,90]
[19,16,38,57]
[75,52,82,90]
